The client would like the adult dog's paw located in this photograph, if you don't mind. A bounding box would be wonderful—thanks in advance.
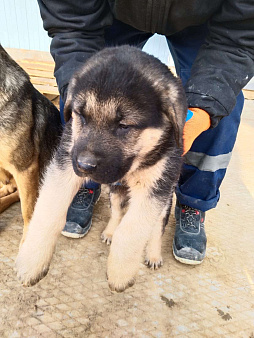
[16,243,50,287]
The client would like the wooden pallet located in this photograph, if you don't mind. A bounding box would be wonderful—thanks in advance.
[6,48,59,98]
[243,89,254,100]
[5,48,253,101]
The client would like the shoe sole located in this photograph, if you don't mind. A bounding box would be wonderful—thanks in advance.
[61,220,92,239]
[172,242,204,265]
[61,191,101,239]
[172,249,203,265]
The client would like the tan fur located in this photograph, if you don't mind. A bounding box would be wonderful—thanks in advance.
[0,146,19,212]
[106,157,169,291]
[101,191,126,245]
[16,157,84,285]
[71,112,83,147]
[0,162,41,242]
[0,190,19,213]
[0,169,17,198]
[0,180,16,198]
[86,94,121,125]
[124,127,164,174]
[145,203,170,269]
[14,161,40,245]
[0,135,40,242]
[134,127,165,157]
[0,44,62,252]
[15,46,186,290]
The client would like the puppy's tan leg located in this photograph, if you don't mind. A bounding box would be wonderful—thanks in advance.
[145,223,164,270]
[0,190,19,213]
[145,202,171,269]
[107,186,164,292]
[101,185,127,245]
[16,157,84,286]
[14,162,40,245]
[145,188,175,270]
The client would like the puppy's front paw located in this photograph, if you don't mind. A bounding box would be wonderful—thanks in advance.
[107,268,136,293]
[16,242,51,287]
[107,254,138,292]
[101,232,112,245]
[108,275,136,293]
[144,256,163,270]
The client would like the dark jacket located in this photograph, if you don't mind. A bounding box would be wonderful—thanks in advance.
[38,0,254,127]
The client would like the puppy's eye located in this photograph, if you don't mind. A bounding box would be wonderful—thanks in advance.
[80,115,86,125]
[73,111,86,125]
[118,123,130,130]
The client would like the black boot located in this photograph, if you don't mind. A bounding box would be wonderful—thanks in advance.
[61,186,101,238]
[173,200,207,264]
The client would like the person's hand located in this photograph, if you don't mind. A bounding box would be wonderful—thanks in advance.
[183,108,211,155]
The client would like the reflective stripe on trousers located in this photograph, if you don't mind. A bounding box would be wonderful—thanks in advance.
[184,151,232,173]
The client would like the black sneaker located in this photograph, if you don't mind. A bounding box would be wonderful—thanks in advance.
[173,200,207,265]
[61,186,101,239]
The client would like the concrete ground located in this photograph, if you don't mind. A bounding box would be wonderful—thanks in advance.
[0,100,254,338]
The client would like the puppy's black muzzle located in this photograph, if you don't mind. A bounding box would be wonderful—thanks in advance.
[76,153,97,173]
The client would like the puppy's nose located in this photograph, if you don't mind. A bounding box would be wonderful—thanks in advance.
[77,153,97,172]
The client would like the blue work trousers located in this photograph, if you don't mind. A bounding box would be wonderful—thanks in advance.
[60,19,244,211]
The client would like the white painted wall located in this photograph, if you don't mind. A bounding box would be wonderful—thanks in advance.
[0,0,51,51]
[0,1,172,65]
[0,0,253,88]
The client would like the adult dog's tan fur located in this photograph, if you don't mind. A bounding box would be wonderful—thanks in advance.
[0,169,19,213]
[0,45,62,243]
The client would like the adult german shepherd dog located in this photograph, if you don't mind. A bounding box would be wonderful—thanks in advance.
[0,45,62,243]
[16,46,187,292]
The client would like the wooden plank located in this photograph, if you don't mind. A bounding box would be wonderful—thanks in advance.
[30,76,57,86]
[5,48,59,96]
[33,84,59,95]
[18,60,55,71]
[243,89,254,100]
[6,48,54,62]
[23,68,55,79]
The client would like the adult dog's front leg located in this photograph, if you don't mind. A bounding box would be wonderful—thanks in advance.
[16,156,84,286]
[107,189,161,292]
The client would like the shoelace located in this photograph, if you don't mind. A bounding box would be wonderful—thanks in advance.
[73,188,94,206]
[181,205,201,230]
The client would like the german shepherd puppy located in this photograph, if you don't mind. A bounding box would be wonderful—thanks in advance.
[16,46,187,291]
[0,45,62,243]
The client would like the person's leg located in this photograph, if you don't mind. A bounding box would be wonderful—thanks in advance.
[167,25,244,263]
[104,18,152,49]
[61,20,152,238]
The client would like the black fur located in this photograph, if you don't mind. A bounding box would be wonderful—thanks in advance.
[63,46,187,186]
[0,45,62,180]
[15,46,188,290]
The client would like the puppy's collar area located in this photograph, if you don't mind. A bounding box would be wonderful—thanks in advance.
[111,182,122,186]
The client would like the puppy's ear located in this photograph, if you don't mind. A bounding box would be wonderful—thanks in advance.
[161,80,187,148]
[63,78,78,122]
[63,95,72,122]
[165,102,185,148]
